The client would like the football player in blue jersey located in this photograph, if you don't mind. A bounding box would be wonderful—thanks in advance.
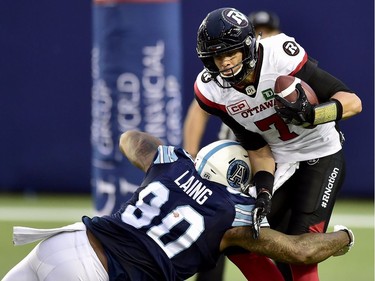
[3,130,354,281]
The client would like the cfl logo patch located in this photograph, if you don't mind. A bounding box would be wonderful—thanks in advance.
[201,71,213,83]
[283,41,300,56]
[227,100,250,115]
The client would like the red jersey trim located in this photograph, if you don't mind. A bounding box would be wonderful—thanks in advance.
[194,81,227,113]
[309,220,325,233]
[289,52,308,76]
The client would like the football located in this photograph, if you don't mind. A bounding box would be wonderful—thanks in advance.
[274,75,319,106]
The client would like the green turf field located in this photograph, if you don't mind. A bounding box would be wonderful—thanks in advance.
[0,193,373,280]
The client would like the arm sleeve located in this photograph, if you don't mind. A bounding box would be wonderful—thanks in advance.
[295,57,353,102]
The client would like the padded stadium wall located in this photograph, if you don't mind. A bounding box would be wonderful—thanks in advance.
[0,0,373,198]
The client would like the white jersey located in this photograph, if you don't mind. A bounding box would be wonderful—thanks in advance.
[195,33,341,164]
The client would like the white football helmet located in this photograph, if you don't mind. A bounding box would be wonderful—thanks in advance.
[195,140,252,191]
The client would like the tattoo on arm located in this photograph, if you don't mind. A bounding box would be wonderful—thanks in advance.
[224,227,349,264]
[119,130,163,172]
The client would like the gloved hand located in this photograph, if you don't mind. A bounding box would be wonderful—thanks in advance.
[275,83,315,127]
[252,190,272,239]
[333,225,355,256]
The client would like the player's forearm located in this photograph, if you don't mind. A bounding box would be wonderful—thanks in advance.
[247,145,275,175]
[183,126,203,158]
[227,227,351,265]
[330,91,362,119]
[183,100,210,157]
[288,231,351,264]
[260,230,351,264]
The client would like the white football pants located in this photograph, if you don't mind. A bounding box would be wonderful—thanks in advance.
[2,230,108,281]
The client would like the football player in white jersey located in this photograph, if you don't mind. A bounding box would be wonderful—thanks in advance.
[184,10,282,158]
[186,10,283,281]
[192,7,362,281]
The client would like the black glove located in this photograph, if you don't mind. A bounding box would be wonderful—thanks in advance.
[252,190,272,239]
[275,83,315,127]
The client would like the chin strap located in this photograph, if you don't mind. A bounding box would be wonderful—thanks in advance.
[256,32,262,50]
[250,33,261,70]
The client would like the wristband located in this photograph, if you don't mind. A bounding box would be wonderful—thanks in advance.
[253,171,274,195]
[333,225,355,246]
[313,99,343,125]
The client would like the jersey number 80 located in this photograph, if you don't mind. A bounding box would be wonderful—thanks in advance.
[121,182,205,258]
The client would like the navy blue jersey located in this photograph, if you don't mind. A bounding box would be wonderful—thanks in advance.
[83,146,264,281]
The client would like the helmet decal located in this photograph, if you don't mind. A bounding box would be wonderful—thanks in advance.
[222,8,249,28]
[227,159,250,189]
